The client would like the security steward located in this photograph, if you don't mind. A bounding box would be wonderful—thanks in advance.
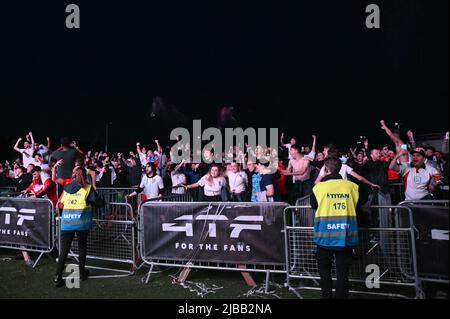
[54,166,99,287]
[310,157,359,299]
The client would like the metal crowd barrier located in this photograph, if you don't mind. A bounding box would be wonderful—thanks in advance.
[160,185,186,197]
[144,185,191,198]
[96,186,192,208]
[284,205,423,299]
[96,187,139,210]
[399,200,449,286]
[0,197,55,268]
[0,186,18,197]
[138,201,287,290]
[294,195,314,226]
[56,202,137,278]
[389,182,405,204]
[145,192,194,202]
[399,200,449,207]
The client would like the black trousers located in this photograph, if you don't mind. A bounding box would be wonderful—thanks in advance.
[316,245,353,299]
[56,231,89,277]
[290,179,313,205]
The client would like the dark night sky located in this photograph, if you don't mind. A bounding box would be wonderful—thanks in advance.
[0,1,448,157]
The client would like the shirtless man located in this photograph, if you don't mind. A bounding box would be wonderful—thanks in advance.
[280,144,314,203]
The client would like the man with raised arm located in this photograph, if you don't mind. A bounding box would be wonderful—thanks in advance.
[380,120,409,163]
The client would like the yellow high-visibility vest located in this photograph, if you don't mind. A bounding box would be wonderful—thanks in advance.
[60,185,93,231]
[313,179,359,247]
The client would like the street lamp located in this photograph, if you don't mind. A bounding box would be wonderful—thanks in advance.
[105,122,112,153]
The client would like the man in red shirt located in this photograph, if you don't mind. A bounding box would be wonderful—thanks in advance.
[24,166,58,206]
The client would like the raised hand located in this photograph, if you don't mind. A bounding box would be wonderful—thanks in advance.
[364,138,369,148]
[407,130,414,140]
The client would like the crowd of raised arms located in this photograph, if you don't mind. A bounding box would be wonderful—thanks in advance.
[1,120,449,207]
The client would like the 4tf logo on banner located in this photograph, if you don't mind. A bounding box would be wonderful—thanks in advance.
[162,214,263,238]
[0,198,53,250]
[141,202,288,265]
[0,207,36,226]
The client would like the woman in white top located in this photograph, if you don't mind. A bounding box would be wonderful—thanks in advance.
[185,164,226,202]
[226,162,248,201]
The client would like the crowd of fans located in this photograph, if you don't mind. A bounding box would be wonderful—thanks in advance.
[1,121,449,209]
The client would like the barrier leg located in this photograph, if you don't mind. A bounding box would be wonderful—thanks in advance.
[289,287,304,299]
[264,271,270,294]
[85,265,132,279]
[32,252,45,269]
[134,261,147,273]
[144,263,155,284]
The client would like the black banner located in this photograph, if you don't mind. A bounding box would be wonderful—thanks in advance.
[406,205,449,279]
[0,198,53,250]
[140,202,288,265]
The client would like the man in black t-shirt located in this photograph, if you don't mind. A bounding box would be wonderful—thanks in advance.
[14,166,32,192]
[362,149,392,232]
[50,137,84,186]
[119,153,142,187]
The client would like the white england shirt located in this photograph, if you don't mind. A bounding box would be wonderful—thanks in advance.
[399,163,438,200]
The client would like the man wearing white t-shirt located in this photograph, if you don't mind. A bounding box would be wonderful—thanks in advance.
[126,163,164,201]
[13,135,34,168]
[390,148,441,201]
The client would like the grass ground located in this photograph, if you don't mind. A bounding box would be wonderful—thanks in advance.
[0,250,447,299]
[0,250,309,299]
